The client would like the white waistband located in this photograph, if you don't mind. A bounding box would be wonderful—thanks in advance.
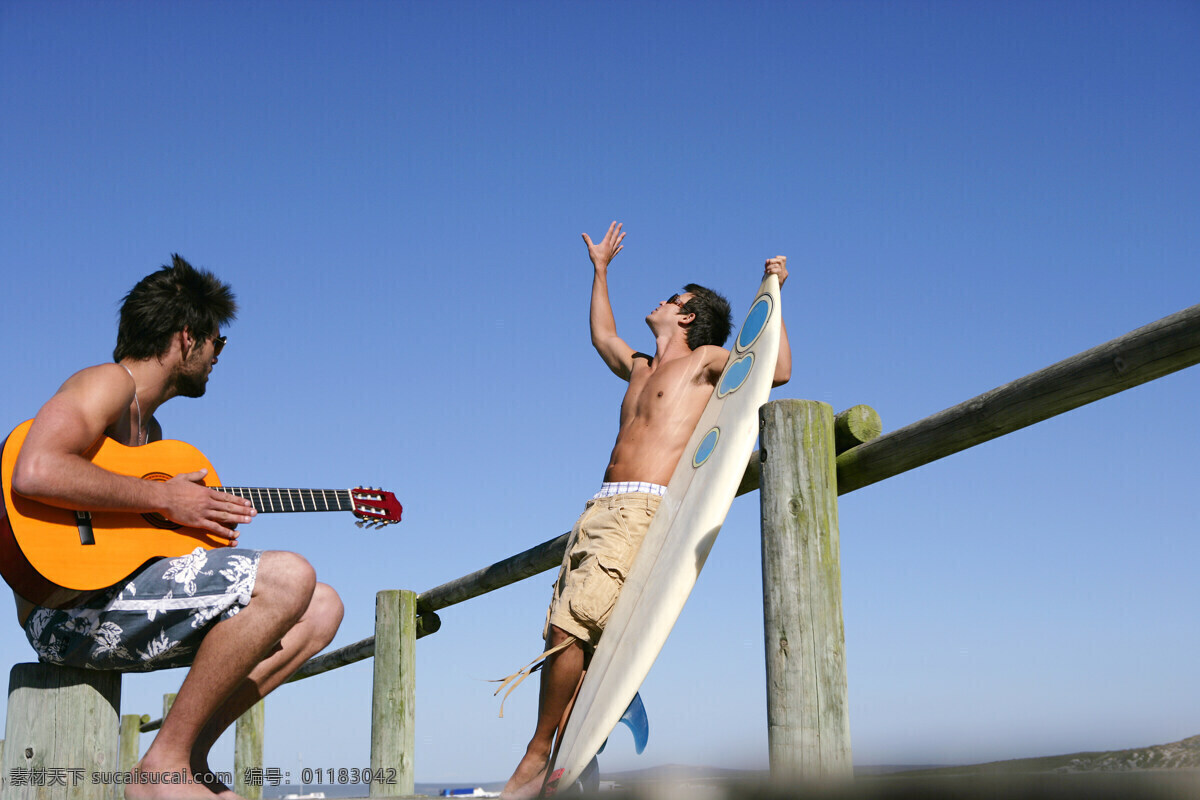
[592,481,668,499]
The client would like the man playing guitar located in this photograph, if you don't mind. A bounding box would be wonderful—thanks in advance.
[5,255,343,799]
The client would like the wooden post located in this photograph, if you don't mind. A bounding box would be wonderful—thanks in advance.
[370,589,416,797]
[3,663,121,800]
[233,701,265,799]
[115,715,147,800]
[161,693,176,722]
[758,400,853,781]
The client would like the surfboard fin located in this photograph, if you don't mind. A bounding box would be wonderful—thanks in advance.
[597,691,649,755]
[578,756,600,792]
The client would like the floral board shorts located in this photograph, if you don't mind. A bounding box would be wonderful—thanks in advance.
[23,547,262,673]
[544,490,662,649]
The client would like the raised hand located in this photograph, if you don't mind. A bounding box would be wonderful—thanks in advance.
[160,469,256,543]
[582,221,625,271]
[764,255,788,288]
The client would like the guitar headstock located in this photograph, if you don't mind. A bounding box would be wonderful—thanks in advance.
[350,487,403,528]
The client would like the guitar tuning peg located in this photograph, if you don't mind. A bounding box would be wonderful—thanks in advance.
[355,520,365,529]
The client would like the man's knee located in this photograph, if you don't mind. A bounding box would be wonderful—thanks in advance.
[254,551,318,617]
[309,582,344,642]
[547,624,578,649]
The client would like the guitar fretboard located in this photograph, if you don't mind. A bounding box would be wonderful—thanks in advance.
[222,487,357,514]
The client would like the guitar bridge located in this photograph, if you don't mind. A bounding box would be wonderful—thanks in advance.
[75,511,95,545]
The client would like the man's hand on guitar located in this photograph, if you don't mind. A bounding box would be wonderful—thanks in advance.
[161,469,257,544]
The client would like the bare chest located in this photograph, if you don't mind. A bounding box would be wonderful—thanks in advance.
[621,359,711,424]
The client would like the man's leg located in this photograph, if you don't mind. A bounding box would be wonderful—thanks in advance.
[191,581,344,798]
[128,551,337,800]
[502,625,585,799]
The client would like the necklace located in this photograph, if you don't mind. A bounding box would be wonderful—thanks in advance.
[119,364,145,445]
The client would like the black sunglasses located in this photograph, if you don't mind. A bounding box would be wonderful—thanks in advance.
[212,336,227,356]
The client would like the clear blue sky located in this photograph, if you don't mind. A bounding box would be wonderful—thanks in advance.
[2,0,1197,786]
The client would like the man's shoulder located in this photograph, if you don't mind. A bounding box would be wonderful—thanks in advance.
[693,344,729,366]
[68,362,130,384]
[40,363,135,416]
[661,344,728,362]
[63,363,135,391]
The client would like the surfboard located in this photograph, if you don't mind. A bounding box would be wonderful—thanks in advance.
[544,273,782,795]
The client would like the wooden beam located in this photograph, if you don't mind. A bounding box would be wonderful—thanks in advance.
[416,534,571,614]
[833,404,882,454]
[739,303,1200,496]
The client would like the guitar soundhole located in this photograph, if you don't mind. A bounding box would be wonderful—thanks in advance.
[140,472,182,530]
[141,513,182,530]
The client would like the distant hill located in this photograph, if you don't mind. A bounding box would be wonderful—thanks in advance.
[599,735,1200,784]
[883,734,1200,777]
[600,763,766,786]
[590,739,1199,800]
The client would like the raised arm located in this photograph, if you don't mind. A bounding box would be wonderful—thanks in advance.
[12,364,253,541]
[584,221,637,380]
[764,256,792,387]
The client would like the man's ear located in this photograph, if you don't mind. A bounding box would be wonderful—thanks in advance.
[178,328,196,358]
[678,312,696,327]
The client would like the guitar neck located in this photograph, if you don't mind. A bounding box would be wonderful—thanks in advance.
[222,487,357,514]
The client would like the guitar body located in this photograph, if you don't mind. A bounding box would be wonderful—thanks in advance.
[2,419,401,609]
[1,419,229,605]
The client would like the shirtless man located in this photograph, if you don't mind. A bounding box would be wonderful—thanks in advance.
[501,222,791,797]
[7,256,343,800]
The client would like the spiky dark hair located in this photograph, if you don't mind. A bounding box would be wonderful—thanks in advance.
[113,254,237,361]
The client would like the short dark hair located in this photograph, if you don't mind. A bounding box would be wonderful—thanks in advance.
[113,254,238,362]
[681,283,732,349]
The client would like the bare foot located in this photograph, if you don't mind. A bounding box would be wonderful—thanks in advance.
[502,772,548,799]
[192,758,241,800]
[125,760,222,799]
[501,751,548,799]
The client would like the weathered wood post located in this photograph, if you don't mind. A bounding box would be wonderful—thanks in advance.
[2,663,121,800]
[370,589,416,797]
[115,714,147,800]
[233,701,265,799]
[759,399,853,781]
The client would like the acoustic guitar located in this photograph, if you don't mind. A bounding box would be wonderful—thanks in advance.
[0,419,402,607]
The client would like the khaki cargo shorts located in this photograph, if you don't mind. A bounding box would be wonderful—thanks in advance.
[544,491,662,649]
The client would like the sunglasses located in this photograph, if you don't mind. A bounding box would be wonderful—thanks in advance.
[666,294,687,309]
[212,336,227,356]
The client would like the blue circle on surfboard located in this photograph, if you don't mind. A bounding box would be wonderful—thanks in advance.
[717,354,754,398]
[692,427,720,468]
[736,295,772,353]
